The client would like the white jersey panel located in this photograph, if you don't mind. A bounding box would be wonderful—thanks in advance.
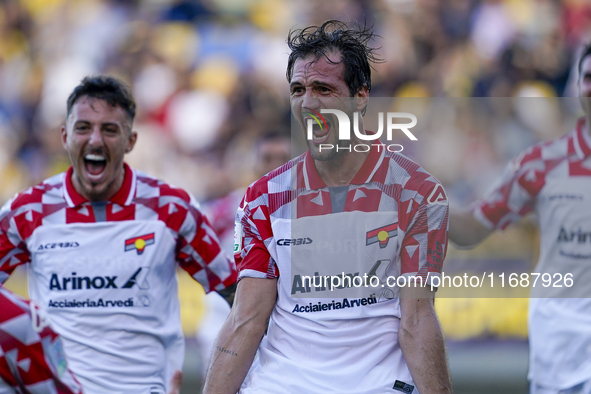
[529,173,591,388]
[27,221,182,394]
[240,213,418,393]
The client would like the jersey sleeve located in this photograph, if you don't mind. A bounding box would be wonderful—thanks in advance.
[0,290,83,394]
[399,178,449,286]
[234,181,279,280]
[164,184,237,293]
[473,145,545,230]
[0,195,32,285]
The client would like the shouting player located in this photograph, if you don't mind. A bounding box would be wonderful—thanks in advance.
[0,76,237,393]
[449,44,591,394]
[204,21,452,394]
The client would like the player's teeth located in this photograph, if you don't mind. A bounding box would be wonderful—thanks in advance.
[85,154,106,161]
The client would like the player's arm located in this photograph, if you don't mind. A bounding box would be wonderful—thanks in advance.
[448,207,492,248]
[216,282,237,306]
[203,277,277,394]
[449,146,543,249]
[398,285,452,394]
[174,191,238,296]
[398,178,452,393]
[167,370,183,394]
[0,197,30,285]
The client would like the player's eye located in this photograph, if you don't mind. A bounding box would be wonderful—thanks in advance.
[291,86,304,95]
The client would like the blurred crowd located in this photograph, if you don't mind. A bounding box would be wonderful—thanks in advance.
[2,0,591,344]
[2,0,591,203]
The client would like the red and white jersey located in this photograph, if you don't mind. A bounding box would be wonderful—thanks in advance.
[474,119,591,389]
[204,188,246,255]
[0,164,237,394]
[235,145,449,393]
[0,287,82,394]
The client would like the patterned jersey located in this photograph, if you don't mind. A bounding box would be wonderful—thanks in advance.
[235,145,449,393]
[0,163,237,394]
[0,287,82,394]
[203,188,246,255]
[474,119,591,389]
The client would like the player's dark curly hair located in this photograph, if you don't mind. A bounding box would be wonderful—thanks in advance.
[286,20,382,96]
[66,75,136,125]
[578,42,591,75]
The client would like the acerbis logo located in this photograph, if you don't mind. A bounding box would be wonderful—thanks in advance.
[49,267,150,291]
[277,238,313,246]
[426,184,447,206]
[306,109,417,153]
[37,242,79,250]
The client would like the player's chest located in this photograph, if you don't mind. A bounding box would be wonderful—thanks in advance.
[271,211,400,296]
[27,221,176,293]
[537,176,591,219]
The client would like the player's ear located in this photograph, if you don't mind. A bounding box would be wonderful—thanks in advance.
[125,130,138,153]
[61,125,68,149]
[355,86,369,112]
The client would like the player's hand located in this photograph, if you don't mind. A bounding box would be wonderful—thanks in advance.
[167,370,183,394]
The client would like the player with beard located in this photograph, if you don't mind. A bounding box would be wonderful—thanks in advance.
[204,21,452,394]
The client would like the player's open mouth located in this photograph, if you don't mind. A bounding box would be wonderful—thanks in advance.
[84,154,107,178]
[308,120,332,144]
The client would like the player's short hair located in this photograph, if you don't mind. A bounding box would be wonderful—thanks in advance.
[286,20,381,96]
[578,43,591,75]
[66,75,136,126]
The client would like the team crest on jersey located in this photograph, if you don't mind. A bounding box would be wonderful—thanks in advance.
[366,223,398,249]
[125,233,155,255]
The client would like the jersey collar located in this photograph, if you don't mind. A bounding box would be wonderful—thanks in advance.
[576,117,591,157]
[302,141,385,190]
[63,163,137,207]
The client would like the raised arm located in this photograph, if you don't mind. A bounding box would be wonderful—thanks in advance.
[449,143,547,249]
[448,207,493,249]
[0,194,32,285]
[203,277,277,394]
[398,285,452,394]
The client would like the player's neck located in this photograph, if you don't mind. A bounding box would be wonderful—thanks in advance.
[314,119,371,186]
[314,148,369,187]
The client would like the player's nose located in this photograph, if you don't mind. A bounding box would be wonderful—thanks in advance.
[301,94,321,111]
[88,126,104,147]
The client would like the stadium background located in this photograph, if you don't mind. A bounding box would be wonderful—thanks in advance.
[1,0,590,392]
